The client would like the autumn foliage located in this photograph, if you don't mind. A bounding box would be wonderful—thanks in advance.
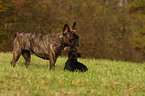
[0,0,145,62]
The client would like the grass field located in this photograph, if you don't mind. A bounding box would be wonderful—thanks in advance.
[0,52,145,96]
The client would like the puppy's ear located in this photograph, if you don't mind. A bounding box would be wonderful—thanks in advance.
[63,24,70,35]
[77,53,81,58]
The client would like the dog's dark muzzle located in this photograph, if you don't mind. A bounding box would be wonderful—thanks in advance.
[76,41,79,47]
[71,40,79,47]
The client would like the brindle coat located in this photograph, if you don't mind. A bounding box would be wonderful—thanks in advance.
[64,47,88,72]
[11,22,79,69]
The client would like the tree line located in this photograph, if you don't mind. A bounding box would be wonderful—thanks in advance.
[0,0,145,62]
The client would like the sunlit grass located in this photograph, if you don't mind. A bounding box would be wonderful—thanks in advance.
[0,52,145,96]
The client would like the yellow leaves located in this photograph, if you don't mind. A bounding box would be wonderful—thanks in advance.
[11,0,16,3]
[0,1,6,12]
[4,24,7,28]
[0,9,3,12]
[3,23,13,28]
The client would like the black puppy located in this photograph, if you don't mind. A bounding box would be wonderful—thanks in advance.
[64,47,88,72]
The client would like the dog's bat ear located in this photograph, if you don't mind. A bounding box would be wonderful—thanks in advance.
[63,24,70,35]
[72,22,76,30]
[77,53,81,58]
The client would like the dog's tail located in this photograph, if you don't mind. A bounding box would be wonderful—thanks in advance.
[14,32,19,37]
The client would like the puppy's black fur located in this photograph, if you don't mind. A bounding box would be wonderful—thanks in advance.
[64,47,88,72]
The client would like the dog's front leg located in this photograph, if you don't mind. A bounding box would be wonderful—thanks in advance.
[49,52,56,70]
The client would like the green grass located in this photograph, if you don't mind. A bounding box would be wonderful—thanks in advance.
[0,52,145,96]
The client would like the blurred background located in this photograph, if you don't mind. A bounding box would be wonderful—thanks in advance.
[0,0,145,62]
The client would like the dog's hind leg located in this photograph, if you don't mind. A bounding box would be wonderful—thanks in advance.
[22,50,31,68]
[11,51,21,67]
[11,37,22,67]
